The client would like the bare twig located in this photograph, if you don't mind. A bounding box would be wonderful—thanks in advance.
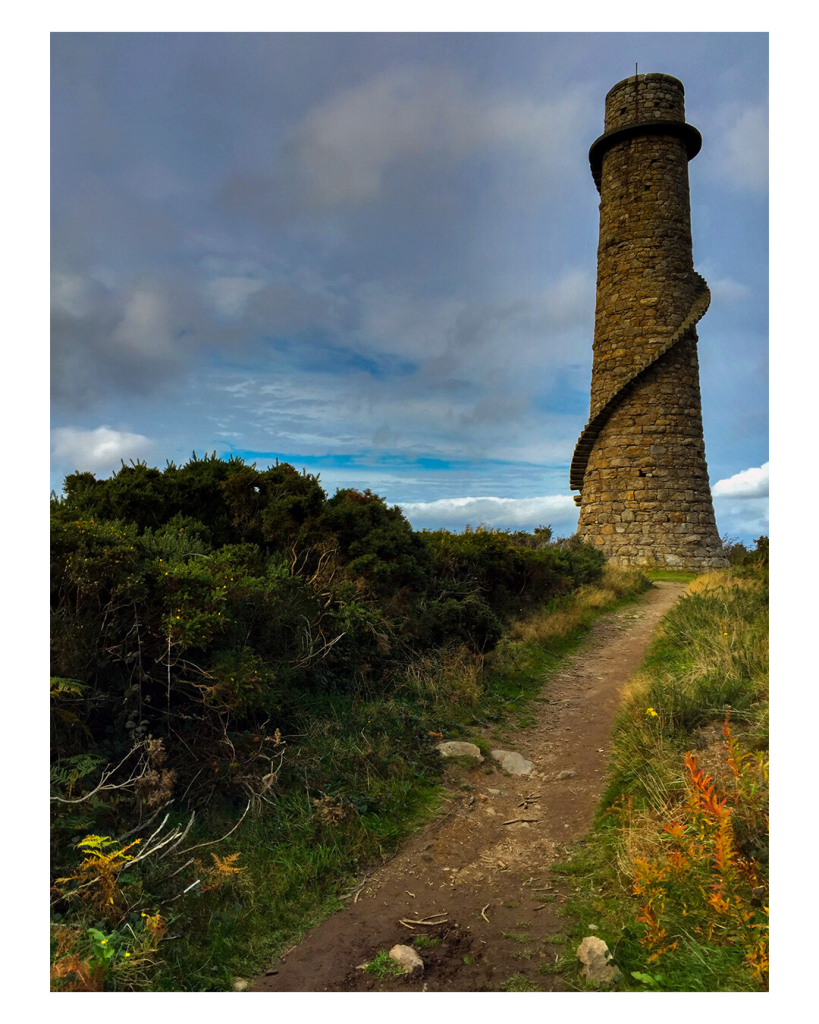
[51,742,151,804]
[165,857,195,880]
[167,633,172,719]
[115,799,173,842]
[127,814,197,866]
[502,817,541,825]
[180,766,206,802]
[173,799,251,857]
[157,810,196,859]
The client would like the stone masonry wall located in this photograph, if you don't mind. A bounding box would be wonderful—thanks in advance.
[574,74,727,569]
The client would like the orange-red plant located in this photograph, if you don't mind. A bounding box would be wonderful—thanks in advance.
[629,714,768,981]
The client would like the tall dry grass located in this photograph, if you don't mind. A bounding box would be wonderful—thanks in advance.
[511,565,650,646]
[397,644,483,712]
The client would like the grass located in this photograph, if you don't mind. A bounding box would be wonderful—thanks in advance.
[501,974,542,991]
[51,563,653,992]
[643,569,698,583]
[366,950,408,978]
[545,565,768,993]
[412,935,440,949]
[537,953,571,977]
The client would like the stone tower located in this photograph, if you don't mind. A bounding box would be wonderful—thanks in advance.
[571,73,727,569]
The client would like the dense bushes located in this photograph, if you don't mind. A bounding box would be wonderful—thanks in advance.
[722,535,769,574]
[51,457,606,722]
[50,457,606,898]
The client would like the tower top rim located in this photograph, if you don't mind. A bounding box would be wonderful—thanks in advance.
[605,72,685,102]
[588,120,702,191]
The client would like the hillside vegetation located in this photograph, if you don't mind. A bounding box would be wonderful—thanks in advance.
[546,539,769,991]
[51,455,630,991]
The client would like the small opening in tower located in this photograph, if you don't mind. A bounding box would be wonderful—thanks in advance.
[620,107,627,115]
[638,469,647,477]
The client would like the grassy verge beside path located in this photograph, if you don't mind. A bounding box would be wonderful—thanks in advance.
[547,558,769,992]
[52,564,651,991]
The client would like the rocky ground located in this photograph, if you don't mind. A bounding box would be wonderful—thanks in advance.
[248,582,685,993]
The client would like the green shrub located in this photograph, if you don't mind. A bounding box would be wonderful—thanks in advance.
[50,455,615,990]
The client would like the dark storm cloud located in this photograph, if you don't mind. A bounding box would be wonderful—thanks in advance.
[50,269,212,410]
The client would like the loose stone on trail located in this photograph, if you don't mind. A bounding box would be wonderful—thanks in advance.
[491,750,535,775]
[389,945,424,974]
[577,936,619,986]
[435,741,484,761]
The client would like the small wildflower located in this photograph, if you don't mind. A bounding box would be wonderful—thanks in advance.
[645,707,659,718]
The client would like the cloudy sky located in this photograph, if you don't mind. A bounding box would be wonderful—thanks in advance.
[51,31,769,543]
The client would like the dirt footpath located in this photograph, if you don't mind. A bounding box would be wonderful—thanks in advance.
[250,582,685,993]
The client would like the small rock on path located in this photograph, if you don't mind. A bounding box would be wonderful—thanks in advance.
[491,750,535,775]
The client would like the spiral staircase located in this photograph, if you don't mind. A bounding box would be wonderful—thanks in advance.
[570,272,711,506]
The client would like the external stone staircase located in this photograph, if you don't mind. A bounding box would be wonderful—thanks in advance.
[570,272,711,505]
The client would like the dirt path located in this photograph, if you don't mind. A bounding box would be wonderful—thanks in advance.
[250,581,685,993]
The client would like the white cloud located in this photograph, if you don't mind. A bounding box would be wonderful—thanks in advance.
[354,280,466,360]
[205,276,267,318]
[724,106,768,191]
[705,103,768,192]
[280,66,592,208]
[713,497,768,544]
[712,462,769,498]
[51,271,96,318]
[710,278,749,303]
[350,266,592,383]
[534,268,596,330]
[52,426,156,478]
[696,262,749,301]
[398,494,577,531]
[112,290,174,358]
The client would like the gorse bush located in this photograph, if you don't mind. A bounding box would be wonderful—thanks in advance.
[50,454,609,989]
